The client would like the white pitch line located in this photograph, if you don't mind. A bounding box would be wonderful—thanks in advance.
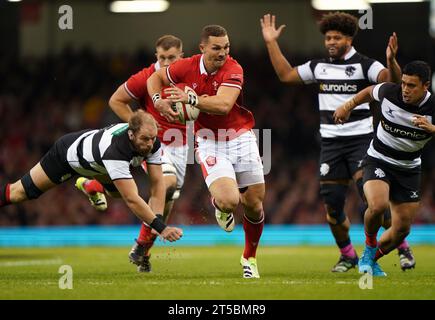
[0,258,63,267]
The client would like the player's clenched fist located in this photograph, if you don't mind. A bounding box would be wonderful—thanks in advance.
[160,226,183,242]
[333,106,351,124]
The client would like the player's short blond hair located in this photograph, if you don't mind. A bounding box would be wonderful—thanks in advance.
[155,35,183,51]
[128,110,157,134]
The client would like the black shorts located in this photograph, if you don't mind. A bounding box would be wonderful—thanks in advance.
[362,156,421,203]
[40,130,89,184]
[319,134,371,181]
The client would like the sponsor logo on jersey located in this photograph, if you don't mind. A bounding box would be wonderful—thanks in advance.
[320,83,358,93]
[381,120,427,140]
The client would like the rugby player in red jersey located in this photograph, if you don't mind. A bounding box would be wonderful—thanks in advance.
[147,25,265,278]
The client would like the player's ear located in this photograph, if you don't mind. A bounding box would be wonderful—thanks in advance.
[199,43,205,53]
[128,129,134,140]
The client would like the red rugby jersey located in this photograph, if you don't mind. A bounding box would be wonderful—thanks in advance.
[166,54,255,140]
[124,62,187,146]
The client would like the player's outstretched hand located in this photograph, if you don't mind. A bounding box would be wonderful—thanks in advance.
[154,98,179,123]
[412,115,435,133]
[159,226,183,242]
[333,106,351,124]
[386,32,398,61]
[260,14,286,43]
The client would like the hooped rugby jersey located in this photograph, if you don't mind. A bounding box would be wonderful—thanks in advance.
[367,82,434,169]
[66,123,162,180]
[297,47,385,139]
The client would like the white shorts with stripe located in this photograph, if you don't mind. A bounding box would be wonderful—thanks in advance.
[196,130,265,188]
[161,143,188,189]
[142,143,188,189]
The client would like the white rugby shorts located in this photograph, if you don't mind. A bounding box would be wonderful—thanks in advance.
[195,130,264,188]
[142,143,188,189]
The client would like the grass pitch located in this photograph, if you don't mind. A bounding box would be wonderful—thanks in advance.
[0,246,434,300]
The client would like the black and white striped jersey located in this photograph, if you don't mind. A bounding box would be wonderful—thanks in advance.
[297,47,385,139]
[66,123,162,180]
[368,82,434,168]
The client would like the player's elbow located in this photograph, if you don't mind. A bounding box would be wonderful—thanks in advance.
[108,95,117,109]
[108,92,126,111]
[279,74,298,85]
[277,73,290,83]
[218,100,233,115]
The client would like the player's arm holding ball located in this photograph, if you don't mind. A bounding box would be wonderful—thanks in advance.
[147,68,179,122]
[164,84,239,115]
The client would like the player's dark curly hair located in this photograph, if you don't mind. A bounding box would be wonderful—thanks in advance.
[319,12,358,38]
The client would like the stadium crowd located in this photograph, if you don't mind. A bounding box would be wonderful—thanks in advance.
[1,47,434,226]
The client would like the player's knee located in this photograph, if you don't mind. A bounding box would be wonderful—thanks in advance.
[366,200,389,216]
[392,221,411,237]
[216,196,239,213]
[243,200,263,216]
[240,193,263,212]
[320,184,347,225]
[20,173,43,200]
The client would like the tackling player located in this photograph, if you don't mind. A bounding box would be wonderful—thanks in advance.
[148,25,265,278]
[0,110,183,243]
[76,35,187,272]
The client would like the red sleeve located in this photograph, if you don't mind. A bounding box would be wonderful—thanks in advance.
[220,63,243,90]
[166,58,190,84]
[124,68,150,100]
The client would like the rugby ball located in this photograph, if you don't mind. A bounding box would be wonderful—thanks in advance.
[164,83,200,124]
